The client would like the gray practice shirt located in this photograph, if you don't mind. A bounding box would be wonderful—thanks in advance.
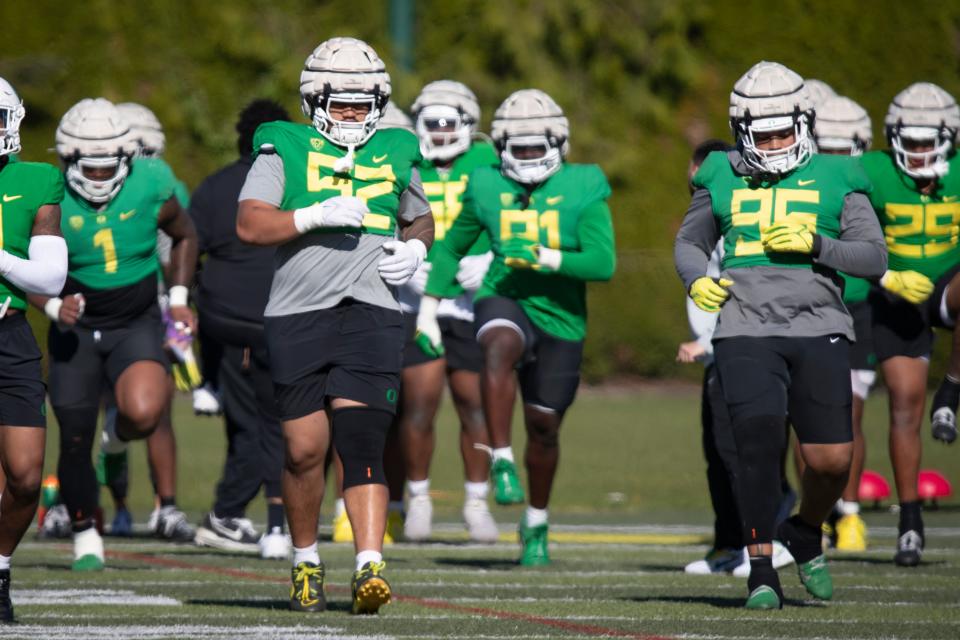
[674,151,887,341]
[239,152,431,317]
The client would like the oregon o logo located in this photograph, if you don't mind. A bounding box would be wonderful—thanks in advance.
[386,389,397,403]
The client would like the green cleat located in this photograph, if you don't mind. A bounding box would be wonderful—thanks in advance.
[519,521,549,566]
[745,585,782,609]
[289,561,326,612]
[95,450,128,487]
[492,458,525,505]
[352,561,391,614]
[71,554,104,572]
[797,554,833,600]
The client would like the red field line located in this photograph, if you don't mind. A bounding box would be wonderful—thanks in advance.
[108,549,674,640]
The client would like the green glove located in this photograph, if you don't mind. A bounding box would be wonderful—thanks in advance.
[689,276,734,312]
[415,296,445,358]
[501,237,541,269]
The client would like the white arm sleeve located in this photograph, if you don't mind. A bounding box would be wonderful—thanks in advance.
[0,235,68,297]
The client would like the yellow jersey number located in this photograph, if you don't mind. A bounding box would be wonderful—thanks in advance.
[306,152,396,231]
[730,187,819,256]
[423,179,467,241]
[500,209,561,249]
[93,228,118,274]
[884,202,960,259]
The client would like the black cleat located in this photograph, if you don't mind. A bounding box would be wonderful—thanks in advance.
[930,379,960,444]
[0,569,14,622]
[894,530,924,567]
[290,561,326,612]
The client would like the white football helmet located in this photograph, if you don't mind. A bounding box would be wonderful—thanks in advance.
[412,80,480,162]
[116,102,166,156]
[56,98,137,204]
[729,61,813,175]
[0,77,25,157]
[299,37,391,148]
[805,78,836,110]
[491,89,569,184]
[885,82,960,179]
[815,95,872,156]
[377,100,414,132]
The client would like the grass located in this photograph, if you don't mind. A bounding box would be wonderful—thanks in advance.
[9,384,959,639]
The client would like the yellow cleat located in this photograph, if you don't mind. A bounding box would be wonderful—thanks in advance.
[352,561,391,615]
[835,513,867,552]
[384,509,404,545]
[332,510,354,543]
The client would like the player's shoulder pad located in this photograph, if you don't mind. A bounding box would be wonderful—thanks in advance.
[562,163,611,202]
[371,127,421,162]
[468,140,500,165]
[811,154,872,194]
[252,120,308,157]
[690,150,727,189]
[464,164,503,192]
[9,161,65,203]
[857,149,895,176]
[132,157,177,200]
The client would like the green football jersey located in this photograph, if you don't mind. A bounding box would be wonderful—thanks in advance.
[693,152,871,271]
[426,163,614,341]
[0,160,64,309]
[421,141,498,298]
[253,121,421,236]
[841,272,872,304]
[860,150,960,282]
[61,157,176,290]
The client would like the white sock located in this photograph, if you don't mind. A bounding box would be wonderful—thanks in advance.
[465,481,489,501]
[388,500,405,513]
[0,554,10,570]
[492,447,514,463]
[524,506,548,528]
[839,500,861,516]
[74,527,104,560]
[407,479,430,497]
[356,549,382,570]
[334,498,346,518]
[292,543,320,567]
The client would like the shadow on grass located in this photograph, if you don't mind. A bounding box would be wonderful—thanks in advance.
[830,556,948,567]
[434,557,519,570]
[187,598,354,613]
[622,594,820,608]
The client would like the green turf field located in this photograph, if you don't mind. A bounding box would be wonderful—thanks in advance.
[9,386,959,638]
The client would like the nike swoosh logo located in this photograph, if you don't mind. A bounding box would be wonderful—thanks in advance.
[546,196,563,205]
[2,194,22,202]
[797,179,816,186]
[119,210,136,220]
[372,154,388,163]
[829,336,840,343]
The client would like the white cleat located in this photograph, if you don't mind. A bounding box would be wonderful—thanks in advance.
[732,540,795,577]
[684,547,745,574]
[463,498,499,543]
[259,527,291,559]
[403,494,433,541]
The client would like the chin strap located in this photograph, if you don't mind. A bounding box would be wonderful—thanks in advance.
[333,144,356,173]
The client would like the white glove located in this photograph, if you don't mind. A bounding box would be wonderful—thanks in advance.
[378,239,427,286]
[407,261,432,296]
[192,383,223,416]
[415,296,444,358]
[456,251,493,290]
[293,196,368,232]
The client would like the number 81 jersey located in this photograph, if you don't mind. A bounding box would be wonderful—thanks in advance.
[60,158,176,290]
[693,152,870,271]
[860,150,960,282]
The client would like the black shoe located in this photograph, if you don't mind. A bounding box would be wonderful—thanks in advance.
[0,569,13,622]
[894,529,924,567]
[154,506,196,543]
[194,512,260,552]
[931,379,960,444]
[290,561,326,612]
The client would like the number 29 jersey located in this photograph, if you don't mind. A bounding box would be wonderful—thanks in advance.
[860,150,960,283]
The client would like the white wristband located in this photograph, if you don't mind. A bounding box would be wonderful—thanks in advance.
[169,285,189,307]
[44,297,63,322]
[537,247,563,271]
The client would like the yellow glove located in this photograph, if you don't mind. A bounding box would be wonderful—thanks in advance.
[761,222,815,254]
[689,276,734,312]
[881,270,935,304]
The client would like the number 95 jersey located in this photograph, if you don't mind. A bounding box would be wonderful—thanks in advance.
[860,150,960,282]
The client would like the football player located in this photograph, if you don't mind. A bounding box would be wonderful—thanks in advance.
[0,77,69,622]
[96,101,195,542]
[29,98,198,571]
[236,37,433,615]
[861,83,960,566]
[675,62,886,609]
[813,95,874,553]
[416,89,616,565]
[395,80,499,543]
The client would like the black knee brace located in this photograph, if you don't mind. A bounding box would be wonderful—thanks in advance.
[332,407,393,490]
[55,406,100,525]
[731,414,786,546]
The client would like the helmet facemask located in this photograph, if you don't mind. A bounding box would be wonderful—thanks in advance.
[499,134,564,185]
[0,98,24,157]
[306,90,384,148]
[66,154,130,204]
[890,124,954,179]
[735,110,813,175]
[416,104,473,162]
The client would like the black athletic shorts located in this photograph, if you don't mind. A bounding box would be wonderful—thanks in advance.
[474,296,583,414]
[401,313,483,373]
[265,300,403,420]
[713,335,852,445]
[847,301,876,371]
[48,305,169,410]
[0,313,46,427]
[870,263,960,361]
